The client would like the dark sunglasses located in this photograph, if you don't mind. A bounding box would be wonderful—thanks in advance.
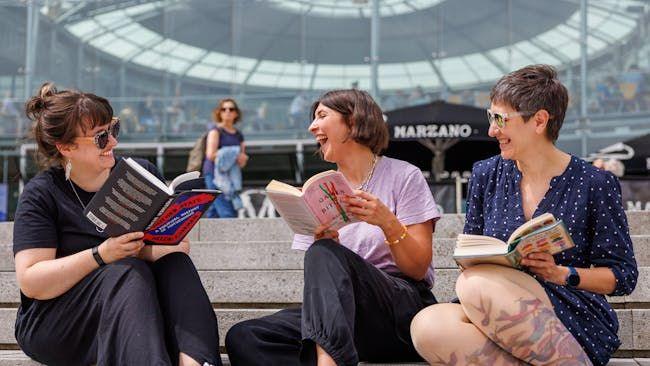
[486,109,535,129]
[76,117,120,149]
[221,107,236,112]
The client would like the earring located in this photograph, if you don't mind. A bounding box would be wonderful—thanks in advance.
[65,160,72,180]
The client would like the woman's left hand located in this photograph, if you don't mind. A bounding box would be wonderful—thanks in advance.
[236,152,249,168]
[342,190,394,228]
[521,252,566,285]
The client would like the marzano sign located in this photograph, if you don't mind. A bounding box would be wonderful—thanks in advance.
[393,123,474,139]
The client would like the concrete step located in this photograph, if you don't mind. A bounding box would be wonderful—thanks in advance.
[1,235,648,272]
[0,308,647,351]
[0,267,648,305]
[2,211,648,245]
[0,351,646,366]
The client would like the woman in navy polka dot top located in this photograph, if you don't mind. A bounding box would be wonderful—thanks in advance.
[410,65,638,366]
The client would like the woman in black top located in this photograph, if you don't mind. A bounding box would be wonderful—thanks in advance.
[13,83,221,366]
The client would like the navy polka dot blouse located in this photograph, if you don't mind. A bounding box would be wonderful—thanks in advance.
[464,155,638,365]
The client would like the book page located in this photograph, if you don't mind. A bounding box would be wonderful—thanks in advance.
[266,180,303,196]
[507,212,556,245]
[455,254,513,269]
[301,171,357,231]
[125,158,171,195]
[168,171,200,192]
[454,234,508,257]
[266,191,320,235]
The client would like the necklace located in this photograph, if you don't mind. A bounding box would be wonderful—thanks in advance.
[69,180,105,233]
[356,154,379,192]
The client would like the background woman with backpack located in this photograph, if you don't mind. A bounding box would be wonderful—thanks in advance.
[202,98,248,218]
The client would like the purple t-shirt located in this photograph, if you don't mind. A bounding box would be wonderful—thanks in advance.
[292,156,441,286]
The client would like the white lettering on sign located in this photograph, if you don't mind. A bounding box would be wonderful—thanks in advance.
[393,124,474,138]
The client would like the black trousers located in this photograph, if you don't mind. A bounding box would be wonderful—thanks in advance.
[226,239,437,366]
[15,252,221,366]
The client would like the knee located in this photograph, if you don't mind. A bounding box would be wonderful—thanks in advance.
[304,239,344,268]
[101,257,156,296]
[225,320,258,357]
[152,251,193,271]
[410,305,455,355]
[455,264,499,303]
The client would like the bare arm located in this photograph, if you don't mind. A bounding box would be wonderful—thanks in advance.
[15,248,99,300]
[15,232,145,300]
[521,253,617,295]
[237,141,249,168]
[138,238,190,262]
[382,218,433,280]
[342,190,433,280]
[205,129,220,161]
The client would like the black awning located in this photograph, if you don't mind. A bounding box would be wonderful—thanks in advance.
[385,100,491,141]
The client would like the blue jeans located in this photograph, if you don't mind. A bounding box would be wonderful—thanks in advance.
[204,173,219,218]
[204,173,237,219]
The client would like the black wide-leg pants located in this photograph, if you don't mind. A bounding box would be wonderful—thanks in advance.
[226,239,437,366]
[15,252,221,366]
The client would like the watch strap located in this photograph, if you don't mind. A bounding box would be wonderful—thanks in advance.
[92,245,106,266]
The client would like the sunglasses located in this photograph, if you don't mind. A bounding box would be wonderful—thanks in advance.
[221,107,236,112]
[486,109,536,129]
[75,117,120,149]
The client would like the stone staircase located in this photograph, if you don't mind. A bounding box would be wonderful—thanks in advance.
[0,212,648,365]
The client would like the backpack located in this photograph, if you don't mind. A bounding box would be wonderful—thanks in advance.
[186,131,208,173]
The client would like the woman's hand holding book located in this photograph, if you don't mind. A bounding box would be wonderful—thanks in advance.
[98,231,145,264]
[521,252,568,285]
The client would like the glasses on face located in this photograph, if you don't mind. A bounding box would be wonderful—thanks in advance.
[76,117,120,149]
[221,107,236,112]
[486,109,536,129]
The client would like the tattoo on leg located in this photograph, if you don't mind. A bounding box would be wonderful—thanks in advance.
[465,288,592,365]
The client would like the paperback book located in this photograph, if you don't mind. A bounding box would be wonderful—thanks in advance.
[265,170,358,235]
[83,158,220,245]
[453,213,575,269]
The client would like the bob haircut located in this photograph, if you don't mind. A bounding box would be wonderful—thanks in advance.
[490,64,568,142]
[310,89,389,154]
[211,98,242,124]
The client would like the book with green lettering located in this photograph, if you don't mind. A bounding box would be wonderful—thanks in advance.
[265,170,359,235]
[453,213,575,269]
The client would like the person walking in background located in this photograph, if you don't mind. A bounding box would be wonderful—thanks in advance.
[13,83,221,366]
[226,89,440,366]
[410,65,638,366]
[203,98,248,218]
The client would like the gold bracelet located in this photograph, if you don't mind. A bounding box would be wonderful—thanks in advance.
[384,224,408,246]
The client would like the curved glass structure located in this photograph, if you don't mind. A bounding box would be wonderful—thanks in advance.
[60,0,639,90]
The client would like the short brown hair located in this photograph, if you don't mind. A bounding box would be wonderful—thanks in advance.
[490,64,568,142]
[211,98,242,124]
[310,89,389,154]
[25,82,113,169]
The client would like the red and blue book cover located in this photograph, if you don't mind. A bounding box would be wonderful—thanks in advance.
[143,191,218,245]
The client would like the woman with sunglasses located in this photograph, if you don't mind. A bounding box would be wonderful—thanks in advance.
[13,83,221,366]
[410,65,637,365]
[202,98,247,218]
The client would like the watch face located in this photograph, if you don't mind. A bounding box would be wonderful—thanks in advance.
[567,273,580,287]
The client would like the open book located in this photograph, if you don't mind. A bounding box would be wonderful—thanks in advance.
[265,170,358,235]
[83,158,220,245]
[453,213,575,269]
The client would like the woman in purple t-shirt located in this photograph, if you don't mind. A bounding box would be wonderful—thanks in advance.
[226,89,441,366]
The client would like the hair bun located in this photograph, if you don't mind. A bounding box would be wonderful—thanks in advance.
[38,82,57,99]
[25,82,57,120]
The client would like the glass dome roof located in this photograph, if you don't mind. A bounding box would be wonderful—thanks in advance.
[55,0,643,90]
